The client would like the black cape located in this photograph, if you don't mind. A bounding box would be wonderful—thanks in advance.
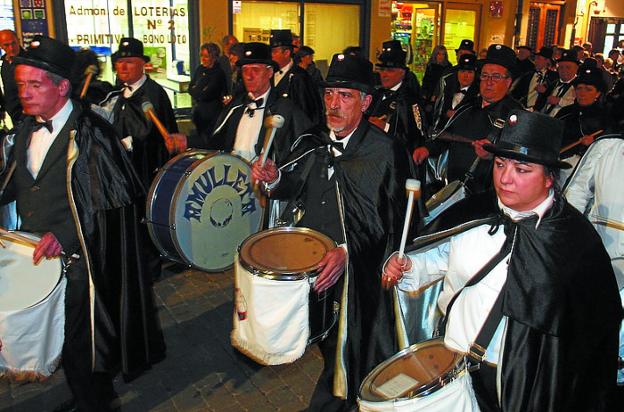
[414,191,622,411]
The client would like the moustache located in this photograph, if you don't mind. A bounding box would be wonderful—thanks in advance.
[326,109,345,119]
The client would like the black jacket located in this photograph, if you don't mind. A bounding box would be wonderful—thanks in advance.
[0,51,24,124]
[511,69,558,108]
[555,101,609,158]
[189,64,227,135]
[273,63,324,126]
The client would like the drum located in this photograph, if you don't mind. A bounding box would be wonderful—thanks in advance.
[231,227,339,365]
[359,338,480,411]
[147,150,262,272]
[424,180,466,226]
[0,232,65,381]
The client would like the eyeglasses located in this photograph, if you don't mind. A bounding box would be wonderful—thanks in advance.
[479,73,510,82]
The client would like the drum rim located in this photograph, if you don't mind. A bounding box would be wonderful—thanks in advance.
[358,337,464,402]
[238,227,336,280]
[0,232,63,312]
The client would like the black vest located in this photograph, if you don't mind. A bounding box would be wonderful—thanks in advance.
[13,114,78,251]
[297,152,344,244]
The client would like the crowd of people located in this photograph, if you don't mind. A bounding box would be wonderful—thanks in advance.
[0,26,623,412]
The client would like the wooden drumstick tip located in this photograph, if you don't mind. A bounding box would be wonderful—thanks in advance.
[264,114,285,129]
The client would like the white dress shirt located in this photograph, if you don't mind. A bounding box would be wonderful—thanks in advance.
[27,99,73,178]
[273,60,293,87]
[398,192,554,365]
[233,88,271,162]
[327,129,355,179]
[451,87,469,109]
[123,74,147,98]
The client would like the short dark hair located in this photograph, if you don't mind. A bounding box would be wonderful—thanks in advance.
[200,42,220,59]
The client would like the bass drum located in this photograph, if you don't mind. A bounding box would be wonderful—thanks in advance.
[147,150,262,272]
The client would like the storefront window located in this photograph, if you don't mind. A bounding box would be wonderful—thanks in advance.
[443,8,477,65]
[303,3,360,67]
[0,0,15,31]
[65,0,191,108]
[233,0,360,75]
[391,1,441,80]
[233,1,299,43]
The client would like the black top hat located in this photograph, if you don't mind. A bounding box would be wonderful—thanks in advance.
[14,35,75,80]
[516,45,533,52]
[236,42,279,69]
[457,54,477,71]
[376,40,407,69]
[455,39,475,53]
[535,47,555,63]
[484,110,570,169]
[111,37,149,63]
[556,49,579,64]
[270,29,294,48]
[481,44,517,74]
[322,53,374,94]
[573,66,607,92]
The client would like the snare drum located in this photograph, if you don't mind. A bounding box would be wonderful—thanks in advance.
[359,338,480,411]
[147,150,262,272]
[231,227,339,365]
[0,232,65,381]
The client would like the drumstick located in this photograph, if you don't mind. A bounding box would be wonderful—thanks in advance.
[560,129,604,153]
[79,65,98,99]
[433,131,474,145]
[260,115,285,167]
[398,179,421,259]
[0,227,80,259]
[141,101,174,149]
[592,216,624,231]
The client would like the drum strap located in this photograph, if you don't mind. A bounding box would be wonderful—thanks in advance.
[277,151,317,226]
[440,222,517,365]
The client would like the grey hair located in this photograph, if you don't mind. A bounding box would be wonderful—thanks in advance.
[45,71,72,95]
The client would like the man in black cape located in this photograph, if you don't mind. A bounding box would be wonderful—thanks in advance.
[0,36,164,410]
[385,110,621,411]
[252,52,410,411]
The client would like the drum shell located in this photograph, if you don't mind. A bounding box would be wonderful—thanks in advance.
[0,233,65,381]
[358,338,479,412]
[232,228,339,364]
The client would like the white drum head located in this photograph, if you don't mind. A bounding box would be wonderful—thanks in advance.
[172,153,262,271]
[0,234,61,312]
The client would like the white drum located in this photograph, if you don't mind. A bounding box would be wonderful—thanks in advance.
[231,227,338,365]
[358,338,480,412]
[0,232,65,381]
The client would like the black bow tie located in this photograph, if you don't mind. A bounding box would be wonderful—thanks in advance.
[244,97,264,117]
[122,83,133,91]
[33,120,53,133]
[459,89,468,95]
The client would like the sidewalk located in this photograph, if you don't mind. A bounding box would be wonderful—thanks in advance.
[1,262,323,412]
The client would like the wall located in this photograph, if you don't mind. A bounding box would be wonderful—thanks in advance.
[478,0,519,49]
[369,0,392,59]
[199,1,229,44]
[575,0,624,43]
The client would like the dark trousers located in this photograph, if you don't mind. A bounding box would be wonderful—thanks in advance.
[63,261,115,412]
[308,329,355,412]
[470,363,501,412]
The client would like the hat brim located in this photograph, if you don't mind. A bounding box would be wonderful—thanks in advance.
[236,58,279,70]
[455,48,475,54]
[480,58,516,73]
[556,57,579,64]
[321,79,372,94]
[572,77,606,92]
[111,52,150,64]
[484,143,571,169]
[375,62,407,69]
[14,56,69,79]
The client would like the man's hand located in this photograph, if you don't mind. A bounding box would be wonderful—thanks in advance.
[381,253,412,289]
[472,138,492,159]
[251,158,278,185]
[368,115,388,130]
[446,109,456,119]
[314,247,347,293]
[546,95,561,106]
[33,232,62,265]
[412,147,430,165]
[580,133,596,146]
[166,133,188,155]
[535,83,547,94]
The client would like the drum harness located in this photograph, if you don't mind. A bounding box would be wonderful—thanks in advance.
[414,213,518,374]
